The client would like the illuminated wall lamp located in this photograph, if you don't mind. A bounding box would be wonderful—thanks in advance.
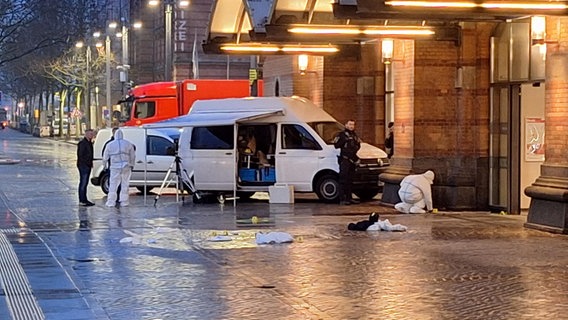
[298,54,317,75]
[382,39,394,64]
[531,16,546,46]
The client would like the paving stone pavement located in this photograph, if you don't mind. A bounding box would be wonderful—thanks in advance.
[0,129,567,320]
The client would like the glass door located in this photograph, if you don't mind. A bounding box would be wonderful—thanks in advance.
[489,85,521,214]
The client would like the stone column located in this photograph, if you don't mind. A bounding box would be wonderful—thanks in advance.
[525,17,568,233]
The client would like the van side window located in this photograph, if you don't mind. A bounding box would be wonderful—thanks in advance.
[134,101,156,119]
[281,124,321,150]
[191,126,234,149]
[147,136,175,155]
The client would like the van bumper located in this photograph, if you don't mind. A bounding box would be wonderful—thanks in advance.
[352,163,388,189]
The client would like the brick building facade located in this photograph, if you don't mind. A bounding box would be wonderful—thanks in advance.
[124,0,568,232]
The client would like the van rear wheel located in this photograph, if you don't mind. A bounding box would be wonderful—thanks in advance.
[101,173,110,194]
[315,174,340,203]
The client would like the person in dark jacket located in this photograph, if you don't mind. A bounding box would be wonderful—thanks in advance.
[77,129,96,206]
[385,121,394,159]
[333,119,361,205]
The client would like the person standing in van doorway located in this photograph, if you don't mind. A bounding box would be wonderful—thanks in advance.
[77,129,96,206]
[333,119,361,205]
[103,129,136,207]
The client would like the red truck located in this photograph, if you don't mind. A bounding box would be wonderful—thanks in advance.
[119,79,263,126]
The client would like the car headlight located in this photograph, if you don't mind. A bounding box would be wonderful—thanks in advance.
[378,158,389,166]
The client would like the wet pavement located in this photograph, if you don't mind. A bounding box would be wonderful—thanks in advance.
[0,128,567,320]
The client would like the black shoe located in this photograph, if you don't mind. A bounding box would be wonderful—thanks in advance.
[350,199,360,204]
[80,201,95,207]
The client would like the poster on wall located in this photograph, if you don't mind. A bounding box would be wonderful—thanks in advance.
[525,117,545,162]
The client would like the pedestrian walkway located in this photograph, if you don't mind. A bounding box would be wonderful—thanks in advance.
[2,193,567,320]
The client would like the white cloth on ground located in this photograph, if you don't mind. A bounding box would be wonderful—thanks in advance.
[255,231,294,244]
[366,218,407,232]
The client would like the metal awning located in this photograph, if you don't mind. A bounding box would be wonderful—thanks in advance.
[142,110,284,129]
[204,0,568,54]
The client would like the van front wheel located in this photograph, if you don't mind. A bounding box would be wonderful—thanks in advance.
[101,173,110,194]
[315,174,340,203]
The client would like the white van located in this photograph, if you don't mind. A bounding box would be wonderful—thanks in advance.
[90,127,177,194]
[145,96,390,202]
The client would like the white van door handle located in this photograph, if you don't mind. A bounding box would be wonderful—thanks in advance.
[136,160,143,163]
[279,152,286,155]
[225,152,232,155]
[147,161,154,164]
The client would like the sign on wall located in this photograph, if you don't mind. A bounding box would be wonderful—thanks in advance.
[525,117,545,162]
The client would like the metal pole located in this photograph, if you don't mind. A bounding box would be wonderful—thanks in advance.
[86,46,93,129]
[250,56,259,97]
[122,25,129,81]
[165,3,172,81]
[122,27,128,66]
[105,35,111,128]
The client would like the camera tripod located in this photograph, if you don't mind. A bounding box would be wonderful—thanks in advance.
[153,155,200,206]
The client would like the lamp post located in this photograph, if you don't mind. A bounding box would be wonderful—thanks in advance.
[94,22,117,128]
[149,0,189,81]
[117,21,141,94]
[105,35,111,128]
[165,2,172,81]
[75,41,94,129]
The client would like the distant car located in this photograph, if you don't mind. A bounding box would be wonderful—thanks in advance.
[90,127,177,194]
[19,120,29,133]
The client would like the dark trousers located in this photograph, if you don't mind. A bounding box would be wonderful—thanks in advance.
[78,165,92,203]
[339,159,355,202]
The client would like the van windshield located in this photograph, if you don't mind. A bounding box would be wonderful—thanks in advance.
[308,121,344,144]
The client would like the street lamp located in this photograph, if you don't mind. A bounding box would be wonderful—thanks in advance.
[149,0,189,81]
[116,20,142,94]
[94,22,117,128]
[75,41,94,129]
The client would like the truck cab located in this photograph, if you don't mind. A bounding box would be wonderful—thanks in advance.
[120,79,262,126]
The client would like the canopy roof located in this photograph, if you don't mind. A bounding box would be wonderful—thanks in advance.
[204,0,563,53]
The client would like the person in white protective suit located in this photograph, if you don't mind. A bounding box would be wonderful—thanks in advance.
[394,170,435,214]
[102,129,136,207]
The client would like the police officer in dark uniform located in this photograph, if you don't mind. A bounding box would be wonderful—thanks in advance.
[333,119,361,205]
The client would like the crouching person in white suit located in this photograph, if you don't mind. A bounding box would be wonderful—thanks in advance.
[395,170,435,214]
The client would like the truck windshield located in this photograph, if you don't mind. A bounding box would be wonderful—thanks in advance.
[119,99,133,122]
[308,121,344,145]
